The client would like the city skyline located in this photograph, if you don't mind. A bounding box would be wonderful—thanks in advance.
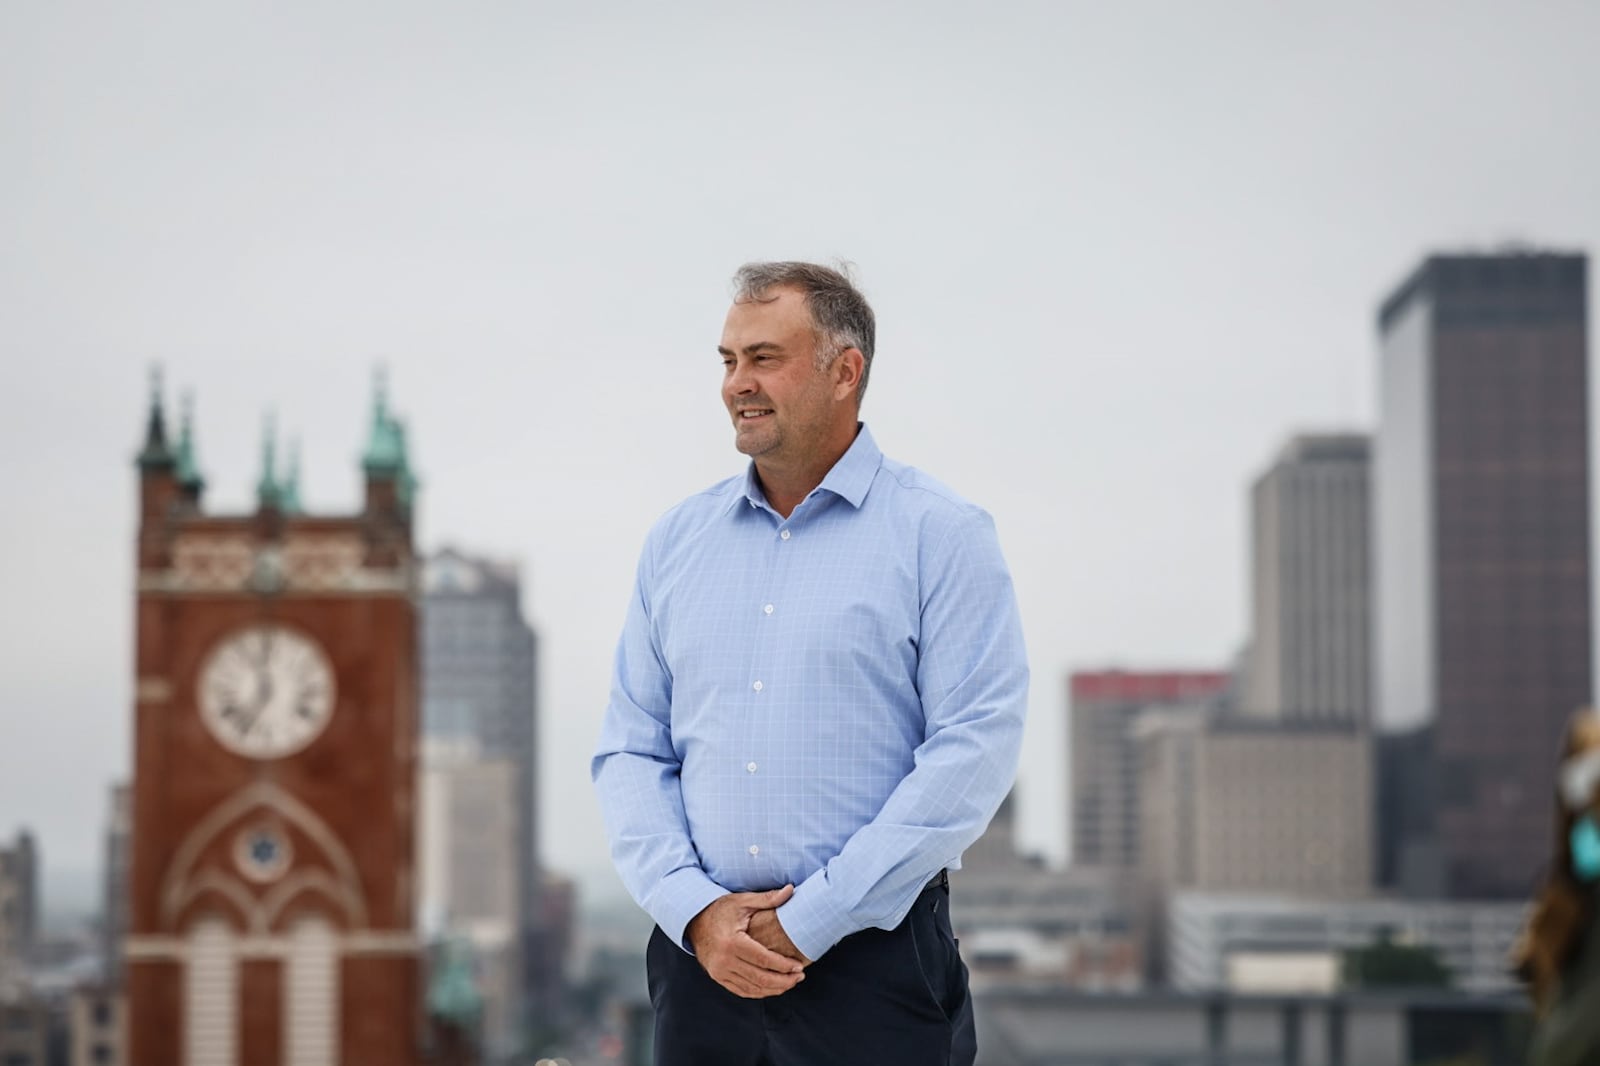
[5,2,1600,915]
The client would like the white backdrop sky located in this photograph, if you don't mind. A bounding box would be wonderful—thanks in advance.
[4,1,1599,911]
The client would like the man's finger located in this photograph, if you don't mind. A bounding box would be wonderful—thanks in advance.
[731,931,805,972]
[752,883,795,907]
[728,957,803,993]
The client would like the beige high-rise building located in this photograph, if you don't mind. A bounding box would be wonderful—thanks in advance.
[1135,714,1372,982]
[1240,434,1371,724]
[1137,717,1372,899]
[419,738,523,1059]
[70,986,127,1066]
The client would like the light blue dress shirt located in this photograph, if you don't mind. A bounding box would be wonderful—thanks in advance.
[592,425,1029,962]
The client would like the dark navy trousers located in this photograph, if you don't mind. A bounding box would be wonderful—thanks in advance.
[646,880,976,1066]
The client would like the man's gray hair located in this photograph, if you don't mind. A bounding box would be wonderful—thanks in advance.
[731,261,877,404]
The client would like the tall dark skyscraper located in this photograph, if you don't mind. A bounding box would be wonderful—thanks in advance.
[1374,251,1591,899]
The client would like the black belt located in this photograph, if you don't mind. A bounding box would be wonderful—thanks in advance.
[923,869,949,893]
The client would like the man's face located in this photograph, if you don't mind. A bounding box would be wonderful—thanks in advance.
[719,286,842,463]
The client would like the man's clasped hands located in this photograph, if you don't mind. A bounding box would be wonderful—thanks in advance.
[685,884,814,999]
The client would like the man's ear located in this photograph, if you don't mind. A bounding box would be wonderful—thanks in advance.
[833,348,865,400]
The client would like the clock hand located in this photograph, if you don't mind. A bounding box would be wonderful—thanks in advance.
[237,672,275,738]
[239,627,278,736]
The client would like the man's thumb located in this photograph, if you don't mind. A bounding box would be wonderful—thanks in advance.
[761,883,796,905]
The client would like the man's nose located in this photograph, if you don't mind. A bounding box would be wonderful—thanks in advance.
[726,362,757,395]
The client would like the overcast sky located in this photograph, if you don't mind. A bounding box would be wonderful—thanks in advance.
[4,1,1599,914]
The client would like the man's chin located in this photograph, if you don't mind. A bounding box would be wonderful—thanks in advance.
[733,427,776,457]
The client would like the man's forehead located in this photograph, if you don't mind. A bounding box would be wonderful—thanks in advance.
[723,289,811,337]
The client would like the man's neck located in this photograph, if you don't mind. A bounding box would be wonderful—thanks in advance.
[754,424,861,519]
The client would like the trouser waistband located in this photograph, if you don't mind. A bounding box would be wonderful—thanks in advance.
[924,868,949,893]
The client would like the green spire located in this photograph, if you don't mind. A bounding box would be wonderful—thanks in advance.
[426,938,482,1028]
[395,420,419,508]
[175,391,205,492]
[362,368,405,474]
[256,413,283,509]
[362,368,419,510]
[280,437,303,514]
[136,366,176,470]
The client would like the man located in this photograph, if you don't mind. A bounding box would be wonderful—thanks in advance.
[592,262,1028,1065]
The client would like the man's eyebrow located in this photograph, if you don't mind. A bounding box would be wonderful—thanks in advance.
[716,342,786,356]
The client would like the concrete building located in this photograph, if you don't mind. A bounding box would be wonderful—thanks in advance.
[1167,892,1528,996]
[421,548,564,1028]
[1374,251,1591,899]
[69,985,126,1066]
[952,794,1141,991]
[1136,715,1372,983]
[0,830,37,998]
[1240,435,1371,724]
[972,986,1529,1066]
[0,997,52,1066]
[1137,717,1372,898]
[419,738,523,1059]
[101,786,130,987]
[1069,671,1231,870]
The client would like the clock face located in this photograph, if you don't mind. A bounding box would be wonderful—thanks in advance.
[197,624,336,759]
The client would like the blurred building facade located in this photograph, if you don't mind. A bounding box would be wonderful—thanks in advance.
[1167,891,1527,996]
[101,785,130,986]
[69,984,126,1066]
[1136,719,1372,899]
[1069,671,1231,871]
[420,548,568,1036]
[952,793,1141,991]
[1374,251,1592,899]
[1134,712,1372,983]
[126,379,424,1064]
[419,740,523,1059]
[971,987,1530,1066]
[0,997,52,1066]
[0,829,38,999]
[1240,434,1371,724]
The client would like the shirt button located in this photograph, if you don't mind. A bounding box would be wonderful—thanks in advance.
[752,680,763,692]
[779,529,791,541]
[748,844,760,856]
[746,762,758,773]
[763,604,774,615]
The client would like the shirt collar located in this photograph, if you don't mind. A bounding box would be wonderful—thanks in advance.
[735,423,883,513]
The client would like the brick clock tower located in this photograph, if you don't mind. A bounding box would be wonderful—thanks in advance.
[126,376,423,1066]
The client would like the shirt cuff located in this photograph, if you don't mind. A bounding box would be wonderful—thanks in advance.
[652,867,730,955]
[774,870,859,963]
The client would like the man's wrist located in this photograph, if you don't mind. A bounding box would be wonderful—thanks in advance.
[654,873,730,955]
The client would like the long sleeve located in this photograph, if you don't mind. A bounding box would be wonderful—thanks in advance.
[774,507,1029,961]
[591,542,727,951]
